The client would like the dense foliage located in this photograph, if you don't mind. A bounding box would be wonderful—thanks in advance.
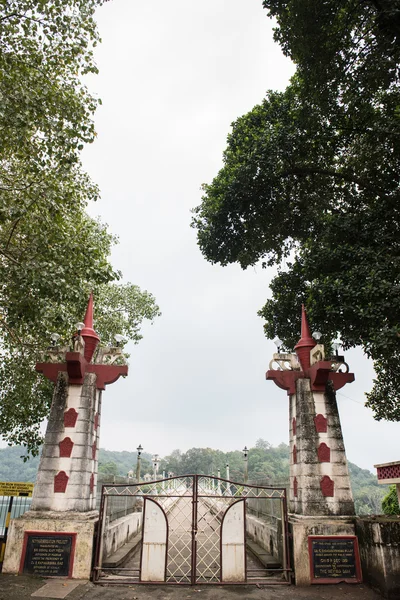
[382,485,400,515]
[0,1,160,453]
[192,1,400,420]
[159,439,289,481]
[98,449,153,478]
[0,441,387,515]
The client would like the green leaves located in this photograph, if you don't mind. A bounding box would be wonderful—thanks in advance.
[382,485,400,515]
[192,0,400,421]
[0,1,161,454]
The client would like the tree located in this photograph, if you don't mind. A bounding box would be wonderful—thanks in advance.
[382,485,400,515]
[255,438,272,450]
[192,1,400,421]
[98,461,119,476]
[0,1,161,454]
[0,445,387,515]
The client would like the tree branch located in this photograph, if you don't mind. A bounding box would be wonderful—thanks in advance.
[5,197,39,251]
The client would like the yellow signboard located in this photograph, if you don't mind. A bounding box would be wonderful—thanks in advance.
[0,481,34,497]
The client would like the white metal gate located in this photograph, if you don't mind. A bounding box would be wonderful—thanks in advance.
[93,475,290,585]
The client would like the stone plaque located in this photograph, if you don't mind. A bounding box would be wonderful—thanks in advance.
[308,536,362,584]
[21,532,76,577]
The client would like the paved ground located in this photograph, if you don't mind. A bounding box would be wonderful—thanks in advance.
[0,575,383,600]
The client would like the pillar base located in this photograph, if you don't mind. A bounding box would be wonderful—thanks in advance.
[289,514,359,585]
[2,510,98,579]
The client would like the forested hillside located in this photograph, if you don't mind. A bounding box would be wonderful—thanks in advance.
[0,441,387,514]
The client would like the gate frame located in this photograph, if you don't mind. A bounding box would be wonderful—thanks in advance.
[92,475,291,585]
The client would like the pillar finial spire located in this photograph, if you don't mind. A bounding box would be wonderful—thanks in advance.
[81,293,100,363]
[294,304,315,371]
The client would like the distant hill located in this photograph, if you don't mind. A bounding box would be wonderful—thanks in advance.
[0,443,388,515]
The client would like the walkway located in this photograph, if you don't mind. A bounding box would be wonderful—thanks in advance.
[0,574,383,600]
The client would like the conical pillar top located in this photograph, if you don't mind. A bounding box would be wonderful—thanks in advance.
[81,293,100,363]
[294,304,316,371]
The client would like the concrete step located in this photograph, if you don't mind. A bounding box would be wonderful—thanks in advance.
[103,532,142,568]
[246,540,282,569]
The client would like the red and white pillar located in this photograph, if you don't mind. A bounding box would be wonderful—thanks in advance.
[266,306,359,585]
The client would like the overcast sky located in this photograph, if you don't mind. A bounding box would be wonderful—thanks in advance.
[82,0,398,472]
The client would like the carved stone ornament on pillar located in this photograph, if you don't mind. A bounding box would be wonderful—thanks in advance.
[36,294,128,391]
[266,305,354,396]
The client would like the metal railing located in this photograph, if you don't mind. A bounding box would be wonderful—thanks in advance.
[0,496,32,537]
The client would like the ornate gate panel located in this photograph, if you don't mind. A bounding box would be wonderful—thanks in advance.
[221,500,246,582]
[93,475,290,585]
[141,498,167,581]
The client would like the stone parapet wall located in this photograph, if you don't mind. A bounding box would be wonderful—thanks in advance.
[356,516,400,599]
[103,512,142,559]
[102,492,181,560]
[246,513,283,563]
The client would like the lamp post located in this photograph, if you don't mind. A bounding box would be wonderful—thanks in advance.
[225,463,232,496]
[242,446,249,484]
[152,454,160,480]
[136,444,143,482]
[217,469,222,495]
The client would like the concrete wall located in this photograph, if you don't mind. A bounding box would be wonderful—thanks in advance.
[246,513,283,563]
[202,495,285,565]
[102,492,181,560]
[289,514,356,586]
[356,516,400,599]
[2,510,98,579]
[103,512,142,559]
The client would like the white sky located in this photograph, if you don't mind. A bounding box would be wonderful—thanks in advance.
[81,0,399,472]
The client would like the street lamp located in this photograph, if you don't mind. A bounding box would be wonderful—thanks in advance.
[225,462,232,496]
[136,444,143,482]
[313,331,322,342]
[152,454,160,480]
[273,337,283,352]
[242,446,249,484]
